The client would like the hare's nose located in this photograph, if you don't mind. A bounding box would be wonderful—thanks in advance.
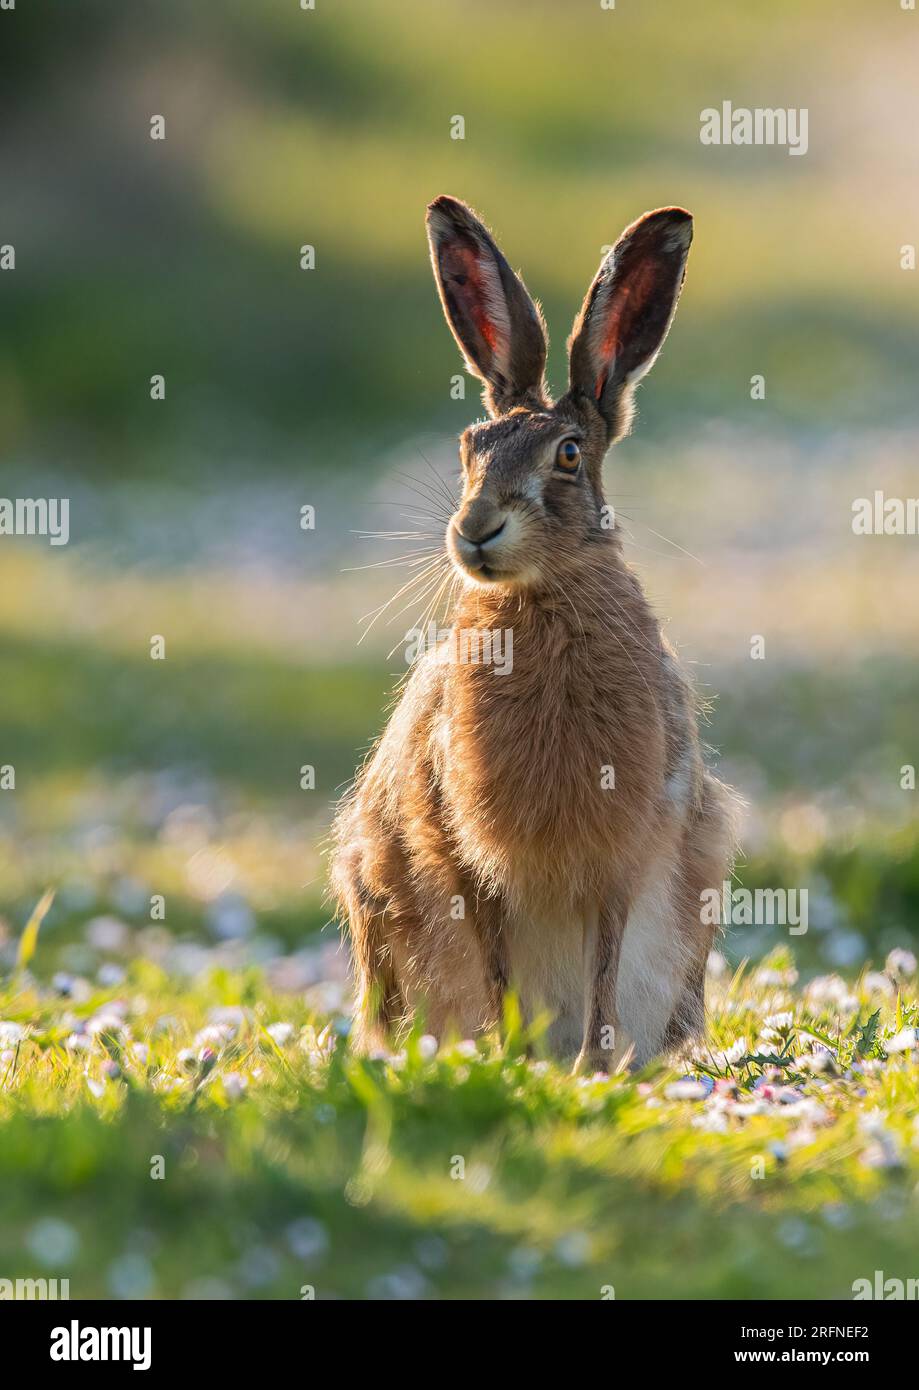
[455,515,507,547]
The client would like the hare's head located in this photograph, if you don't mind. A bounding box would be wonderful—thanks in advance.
[426,195,692,589]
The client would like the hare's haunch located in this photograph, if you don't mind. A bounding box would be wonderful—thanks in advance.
[332,196,738,1070]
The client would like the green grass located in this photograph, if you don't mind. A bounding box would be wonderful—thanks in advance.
[2,929,919,1300]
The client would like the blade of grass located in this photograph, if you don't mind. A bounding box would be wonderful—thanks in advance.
[15,888,55,975]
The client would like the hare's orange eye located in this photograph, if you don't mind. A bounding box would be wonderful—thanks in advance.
[555,439,581,473]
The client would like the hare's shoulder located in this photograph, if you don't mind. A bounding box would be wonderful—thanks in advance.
[367,643,451,774]
[337,645,450,835]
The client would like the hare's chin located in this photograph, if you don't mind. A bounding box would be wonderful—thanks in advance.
[450,556,536,589]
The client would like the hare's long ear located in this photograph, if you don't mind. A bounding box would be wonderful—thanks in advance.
[426,195,548,416]
[567,208,692,441]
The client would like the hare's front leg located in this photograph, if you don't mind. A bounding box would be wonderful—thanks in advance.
[337,863,408,1053]
[470,888,509,1024]
[575,893,632,1074]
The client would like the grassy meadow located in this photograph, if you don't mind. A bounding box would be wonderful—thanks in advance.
[1,0,918,1299]
[3,919,919,1300]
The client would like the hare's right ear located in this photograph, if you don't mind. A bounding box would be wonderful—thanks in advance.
[426,195,548,416]
[567,208,692,441]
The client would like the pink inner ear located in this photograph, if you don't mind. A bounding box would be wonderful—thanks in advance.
[594,258,660,398]
[442,243,500,352]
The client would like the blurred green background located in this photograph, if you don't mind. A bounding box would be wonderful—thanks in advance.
[1,0,918,996]
[1,0,919,1307]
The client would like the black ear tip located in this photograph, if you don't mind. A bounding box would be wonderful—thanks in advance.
[647,206,692,228]
[426,194,467,228]
[640,206,693,253]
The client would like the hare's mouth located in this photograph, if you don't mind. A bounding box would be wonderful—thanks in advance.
[452,557,506,584]
[452,556,534,589]
[476,562,512,584]
[449,547,519,586]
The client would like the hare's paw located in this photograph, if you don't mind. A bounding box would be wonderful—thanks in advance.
[572,1047,610,1078]
[572,1031,635,1078]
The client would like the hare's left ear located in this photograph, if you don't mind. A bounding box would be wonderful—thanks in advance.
[567,207,692,441]
[426,195,548,416]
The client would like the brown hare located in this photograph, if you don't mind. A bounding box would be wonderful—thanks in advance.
[332,195,737,1071]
